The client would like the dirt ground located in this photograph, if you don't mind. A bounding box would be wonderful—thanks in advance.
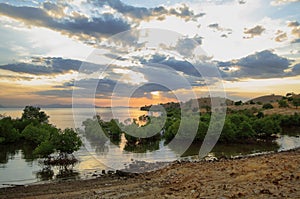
[0,148,300,199]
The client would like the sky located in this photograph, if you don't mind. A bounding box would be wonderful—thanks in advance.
[0,0,299,107]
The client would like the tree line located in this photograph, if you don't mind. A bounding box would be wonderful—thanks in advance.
[0,106,82,164]
[82,107,300,148]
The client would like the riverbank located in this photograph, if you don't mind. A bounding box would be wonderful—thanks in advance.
[1,148,299,198]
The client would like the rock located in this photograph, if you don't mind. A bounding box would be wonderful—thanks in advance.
[107,170,114,175]
[102,170,106,174]
[94,190,101,195]
[169,187,180,192]
[116,170,130,177]
[260,189,272,194]
[204,154,218,162]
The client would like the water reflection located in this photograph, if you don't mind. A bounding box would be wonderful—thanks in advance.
[1,108,300,187]
[277,135,300,151]
[123,140,160,153]
[0,143,35,164]
[36,167,54,181]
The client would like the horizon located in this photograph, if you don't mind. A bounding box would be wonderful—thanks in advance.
[0,93,294,108]
[0,0,299,107]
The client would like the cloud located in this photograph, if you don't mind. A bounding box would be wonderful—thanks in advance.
[208,23,221,30]
[0,57,83,75]
[274,31,287,42]
[174,36,202,57]
[238,0,247,4]
[90,0,205,22]
[0,1,206,47]
[217,50,293,79]
[208,23,232,32]
[34,89,73,98]
[288,21,300,43]
[43,77,173,100]
[42,1,66,18]
[271,0,300,6]
[0,74,33,81]
[139,54,201,77]
[292,63,300,74]
[291,38,300,43]
[243,25,265,38]
[0,3,131,44]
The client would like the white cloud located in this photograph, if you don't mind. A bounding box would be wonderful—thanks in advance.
[0,16,93,63]
[271,0,300,6]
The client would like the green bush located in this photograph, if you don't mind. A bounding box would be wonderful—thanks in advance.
[0,117,20,143]
[262,103,274,109]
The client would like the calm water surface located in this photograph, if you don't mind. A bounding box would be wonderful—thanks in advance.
[0,108,300,187]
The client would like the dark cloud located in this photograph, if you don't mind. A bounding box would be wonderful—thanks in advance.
[238,0,247,4]
[292,63,300,75]
[288,21,300,27]
[0,2,205,46]
[0,3,131,44]
[174,36,202,57]
[291,38,300,43]
[0,74,33,81]
[41,78,173,100]
[208,23,232,38]
[217,50,292,78]
[0,63,56,75]
[0,57,96,75]
[90,0,205,22]
[208,23,221,30]
[34,89,73,98]
[243,25,265,38]
[42,1,66,17]
[208,23,232,32]
[139,54,201,77]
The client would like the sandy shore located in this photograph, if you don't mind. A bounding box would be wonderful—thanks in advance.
[0,149,300,199]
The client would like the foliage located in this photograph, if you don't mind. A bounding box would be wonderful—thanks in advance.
[34,128,82,158]
[0,117,20,144]
[123,116,163,144]
[278,100,289,108]
[234,100,243,106]
[0,106,82,164]
[21,106,49,123]
[262,103,274,109]
[82,116,108,142]
[52,128,82,154]
[292,98,300,109]
[22,123,57,145]
[252,116,281,137]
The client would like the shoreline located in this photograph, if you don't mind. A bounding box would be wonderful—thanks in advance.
[1,148,299,198]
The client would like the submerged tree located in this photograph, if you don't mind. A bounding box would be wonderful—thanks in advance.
[34,128,82,161]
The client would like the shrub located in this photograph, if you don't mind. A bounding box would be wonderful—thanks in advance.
[262,103,273,109]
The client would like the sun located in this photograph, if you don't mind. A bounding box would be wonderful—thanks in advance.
[151,91,160,100]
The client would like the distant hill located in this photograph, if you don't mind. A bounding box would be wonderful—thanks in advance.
[247,94,283,104]
[196,97,234,107]
[0,105,4,108]
[39,104,103,108]
[140,97,234,111]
